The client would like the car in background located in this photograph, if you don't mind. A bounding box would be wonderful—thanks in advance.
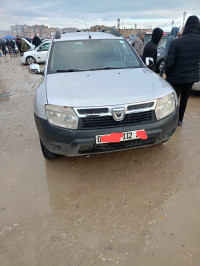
[21,37,35,50]
[156,42,166,73]
[20,40,50,64]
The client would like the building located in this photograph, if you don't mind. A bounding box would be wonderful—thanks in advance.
[9,23,153,39]
[10,24,61,38]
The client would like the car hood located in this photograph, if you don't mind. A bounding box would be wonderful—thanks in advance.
[46,68,175,107]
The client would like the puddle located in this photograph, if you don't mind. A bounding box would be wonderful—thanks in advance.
[0,91,12,102]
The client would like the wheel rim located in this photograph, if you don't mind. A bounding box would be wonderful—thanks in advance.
[27,57,35,65]
[159,61,164,72]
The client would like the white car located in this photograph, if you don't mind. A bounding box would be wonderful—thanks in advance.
[21,37,35,50]
[20,41,50,64]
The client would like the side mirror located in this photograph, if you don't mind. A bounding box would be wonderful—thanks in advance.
[29,63,43,75]
[145,57,154,67]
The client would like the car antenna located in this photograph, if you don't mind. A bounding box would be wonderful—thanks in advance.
[83,17,91,39]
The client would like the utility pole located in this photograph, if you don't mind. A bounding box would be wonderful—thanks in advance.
[182,11,187,29]
[117,19,120,30]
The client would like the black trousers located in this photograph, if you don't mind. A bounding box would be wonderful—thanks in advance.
[171,83,194,122]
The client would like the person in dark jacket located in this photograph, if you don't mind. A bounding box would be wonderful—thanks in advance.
[32,34,42,47]
[10,39,16,54]
[165,15,200,127]
[6,39,12,54]
[16,36,21,54]
[142,28,163,72]
[160,27,180,76]
[1,39,7,55]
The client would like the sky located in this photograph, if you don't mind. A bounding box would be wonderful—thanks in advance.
[0,0,200,31]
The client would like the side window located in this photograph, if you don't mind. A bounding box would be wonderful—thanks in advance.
[39,43,50,51]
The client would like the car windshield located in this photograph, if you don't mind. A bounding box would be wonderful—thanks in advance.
[48,39,141,73]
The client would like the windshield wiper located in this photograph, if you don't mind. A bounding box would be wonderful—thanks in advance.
[87,67,121,71]
[56,69,84,72]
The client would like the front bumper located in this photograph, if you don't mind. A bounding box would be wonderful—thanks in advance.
[34,108,178,156]
[20,55,26,64]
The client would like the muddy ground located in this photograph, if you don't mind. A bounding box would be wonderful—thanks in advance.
[0,55,200,266]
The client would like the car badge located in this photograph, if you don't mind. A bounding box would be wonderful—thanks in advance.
[111,107,125,121]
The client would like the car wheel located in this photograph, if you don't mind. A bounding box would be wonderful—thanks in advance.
[40,139,60,160]
[157,59,164,73]
[26,56,36,65]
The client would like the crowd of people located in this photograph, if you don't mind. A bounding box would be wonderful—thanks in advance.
[0,34,42,56]
[132,15,200,127]
[0,38,17,56]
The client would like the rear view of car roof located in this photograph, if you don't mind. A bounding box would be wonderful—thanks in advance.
[53,32,124,42]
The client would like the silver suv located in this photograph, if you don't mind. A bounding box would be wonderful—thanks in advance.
[33,30,178,159]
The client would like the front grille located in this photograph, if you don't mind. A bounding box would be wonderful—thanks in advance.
[78,137,155,154]
[127,102,154,111]
[78,111,156,129]
[77,108,109,115]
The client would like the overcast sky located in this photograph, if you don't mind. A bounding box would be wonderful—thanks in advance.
[0,0,200,31]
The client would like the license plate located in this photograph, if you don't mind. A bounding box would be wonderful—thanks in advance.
[96,130,148,144]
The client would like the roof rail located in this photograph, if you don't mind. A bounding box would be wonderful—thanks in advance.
[101,28,121,37]
[55,30,61,39]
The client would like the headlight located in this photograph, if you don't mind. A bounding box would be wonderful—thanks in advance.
[155,93,176,120]
[45,105,78,129]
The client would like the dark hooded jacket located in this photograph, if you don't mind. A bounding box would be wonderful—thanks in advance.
[165,27,179,57]
[32,35,42,47]
[165,16,200,84]
[142,28,163,71]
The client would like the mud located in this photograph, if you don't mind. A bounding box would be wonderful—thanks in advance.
[0,55,200,266]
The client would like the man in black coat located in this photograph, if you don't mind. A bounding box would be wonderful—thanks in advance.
[32,34,42,47]
[165,15,200,126]
[142,28,163,71]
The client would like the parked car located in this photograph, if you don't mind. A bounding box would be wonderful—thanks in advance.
[20,40,50,64]
[31,30,178,159]
[156,42,166,73]
[21,37,35,50]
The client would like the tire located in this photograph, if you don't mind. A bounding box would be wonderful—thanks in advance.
[26,56,36,65]
[40,140,60,160]
[157,59,164,73]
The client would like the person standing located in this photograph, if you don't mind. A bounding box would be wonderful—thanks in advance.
[16,36,21,54]
[6,39,12,55]
[131,30,146,57]
[10,39,16,55]
[165,15,200,127]
[32,34,42,47]
[160,27,180,77]
[1,39,7,55]
[142,28,163,72]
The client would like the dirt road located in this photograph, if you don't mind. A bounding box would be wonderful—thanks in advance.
[0,55,200,266]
